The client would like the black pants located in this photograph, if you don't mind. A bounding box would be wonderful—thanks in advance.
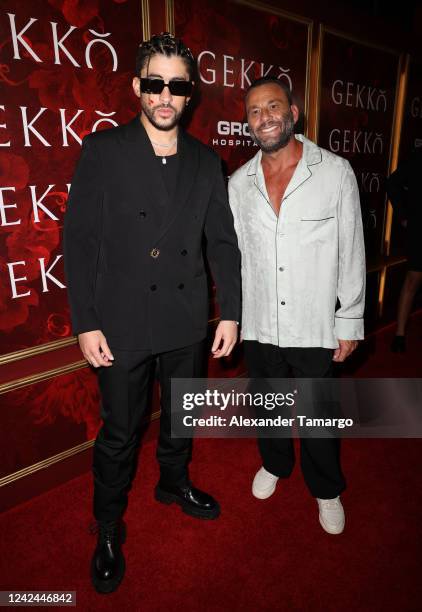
[243,341,346,499]
[93,341,204,521]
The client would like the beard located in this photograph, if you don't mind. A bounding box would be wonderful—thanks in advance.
[141,98,183,131]
[249,109,296,153]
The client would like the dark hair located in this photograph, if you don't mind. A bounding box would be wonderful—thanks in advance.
[246,77,293,106]
[135,32,195,80]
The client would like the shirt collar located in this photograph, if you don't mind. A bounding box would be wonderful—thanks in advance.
[246,134,322,176]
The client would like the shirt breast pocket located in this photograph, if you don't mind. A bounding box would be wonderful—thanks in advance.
[299,214,335,246]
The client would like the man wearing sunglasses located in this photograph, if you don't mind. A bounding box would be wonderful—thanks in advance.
[64,33,240,594]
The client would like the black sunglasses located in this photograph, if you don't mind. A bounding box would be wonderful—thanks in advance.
[140,77,193,97]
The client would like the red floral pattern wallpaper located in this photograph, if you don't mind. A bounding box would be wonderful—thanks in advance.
[1,0,310,481]
[1,1,406,487]
[175,0,310,175]
[0,0,141,355]
[174,0,310,377]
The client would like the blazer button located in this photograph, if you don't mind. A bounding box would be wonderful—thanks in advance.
[150,248,160,258]
[150,284,157,291]
[181,249,188,256]
[178,283,184,289]
[139,210,146,218]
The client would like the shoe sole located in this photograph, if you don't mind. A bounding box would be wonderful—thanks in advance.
[154,486,220,520]
[319,514,345,535]
[90,554,125,594]
[252,484,277,499]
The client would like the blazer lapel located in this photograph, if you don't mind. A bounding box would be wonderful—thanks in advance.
[153,128,199,244]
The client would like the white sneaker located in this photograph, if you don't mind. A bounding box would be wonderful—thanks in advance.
[252,466,279,499]
[317,496,345,534]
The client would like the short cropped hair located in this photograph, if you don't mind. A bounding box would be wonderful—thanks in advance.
[135,32,195,80]
[246,77,293,106]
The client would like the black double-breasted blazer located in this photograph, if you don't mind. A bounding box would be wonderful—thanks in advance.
[63,115,241,352]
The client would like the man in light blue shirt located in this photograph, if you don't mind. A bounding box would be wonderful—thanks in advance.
[229,77,366,534]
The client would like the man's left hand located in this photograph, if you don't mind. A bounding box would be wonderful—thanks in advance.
[333,339,358,362]
[211,321,238,358]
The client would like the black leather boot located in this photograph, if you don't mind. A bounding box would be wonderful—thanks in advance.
[155,481,220,519]
[90,519,126,594]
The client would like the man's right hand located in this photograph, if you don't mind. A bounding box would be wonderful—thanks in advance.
[78,330,114,368]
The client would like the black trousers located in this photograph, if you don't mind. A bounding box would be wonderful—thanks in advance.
[93,341,204,521]
[243,341,346,499]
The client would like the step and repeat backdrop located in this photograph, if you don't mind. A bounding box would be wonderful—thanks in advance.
[0,0,141,488]
[175,0,310,175]
[1,0,140,357]
[318,30,400,260]
[175,0,310,326]
[318,29,401,329]
[0,0,420,496]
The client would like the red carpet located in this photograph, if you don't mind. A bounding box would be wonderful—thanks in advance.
[1,314,421,611]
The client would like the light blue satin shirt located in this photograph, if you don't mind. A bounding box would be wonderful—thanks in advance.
[228,134,366,349]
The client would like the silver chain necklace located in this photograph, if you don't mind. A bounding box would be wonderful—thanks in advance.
[150,137,177,164]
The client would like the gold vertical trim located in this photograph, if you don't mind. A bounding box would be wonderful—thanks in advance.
[383,53,410,256]
[305,22,322,141]
[303,21,313,137]
[377,52,402,257]
[141,0,151,40]
[165,0,175,35]
[314,23,324,143]
[378,54,409,315]
[316,25,404,318]
[378,266,387,317]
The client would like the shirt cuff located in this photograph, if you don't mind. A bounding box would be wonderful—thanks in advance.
[334,317,364,340]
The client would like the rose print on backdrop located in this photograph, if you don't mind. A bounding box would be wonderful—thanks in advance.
[30,367,101,440]
[0,0,141,355]
[175,0,310,174]
[0,368,101,479]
